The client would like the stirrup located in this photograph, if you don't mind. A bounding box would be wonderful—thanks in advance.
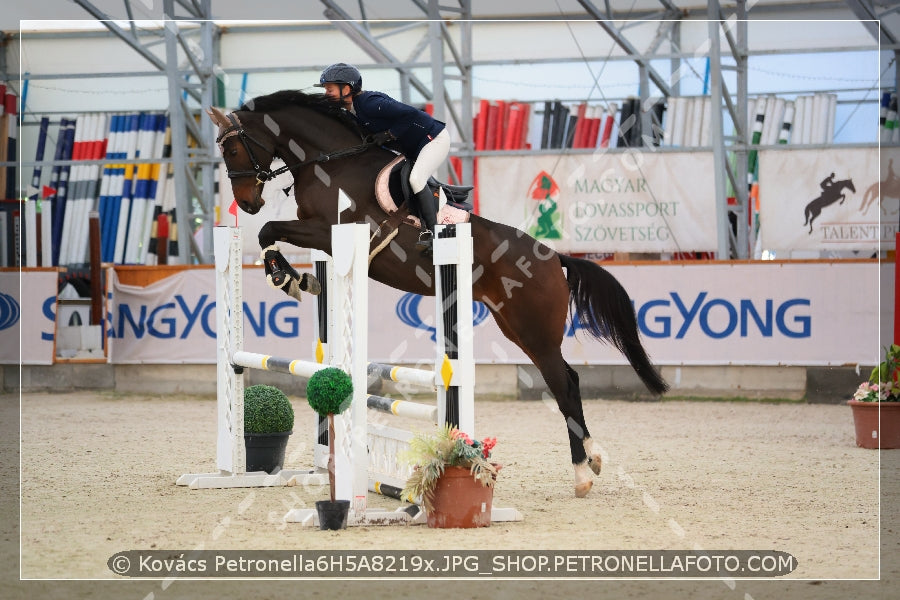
[415,229,434,253]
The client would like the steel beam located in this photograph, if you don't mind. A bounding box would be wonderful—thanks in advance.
[576,0,673,97]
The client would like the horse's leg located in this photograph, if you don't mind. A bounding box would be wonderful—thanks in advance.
[807,203,822,233]
[258,219,333,299]
[486,268,600,498]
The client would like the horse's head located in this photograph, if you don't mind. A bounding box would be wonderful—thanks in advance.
[207,106,276,215]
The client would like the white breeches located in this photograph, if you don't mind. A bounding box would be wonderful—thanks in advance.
[408,128,450,193]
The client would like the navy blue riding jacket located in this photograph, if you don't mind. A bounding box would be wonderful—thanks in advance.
[351,91,445,160]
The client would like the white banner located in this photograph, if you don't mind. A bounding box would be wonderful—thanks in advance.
[364,261,883,368]
[1,270,57,365]
[15,261,881,368]
[758,146,891,252]
[107,267,307,364]
[477,153,718,253]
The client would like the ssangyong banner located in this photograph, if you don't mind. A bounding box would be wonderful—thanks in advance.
[108,267,307,363]
[1,270,57,365]
[476,153,718,253]
[98,261,883,368]
[758,146,891,252]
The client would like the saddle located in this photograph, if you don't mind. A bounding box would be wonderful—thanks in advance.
[375,155,474,229]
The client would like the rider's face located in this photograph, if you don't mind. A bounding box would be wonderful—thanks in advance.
[322,83,352,106]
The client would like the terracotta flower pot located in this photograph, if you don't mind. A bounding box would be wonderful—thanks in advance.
[426,465,493,528]
[848,400,900,449]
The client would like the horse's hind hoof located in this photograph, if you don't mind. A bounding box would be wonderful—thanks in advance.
[575,481,593,498]
[574,461,594,498]
[299,273,321,295]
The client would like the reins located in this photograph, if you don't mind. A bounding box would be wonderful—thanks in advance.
[216,112,376,184]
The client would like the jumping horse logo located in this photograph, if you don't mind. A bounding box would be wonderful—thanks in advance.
[859,158,900,216]
[803,173,856,234]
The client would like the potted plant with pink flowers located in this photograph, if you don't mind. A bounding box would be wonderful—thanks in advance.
[848,343,900,449]
[402,424,499,528]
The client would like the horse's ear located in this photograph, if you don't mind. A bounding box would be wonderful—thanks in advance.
[207,106,229,127]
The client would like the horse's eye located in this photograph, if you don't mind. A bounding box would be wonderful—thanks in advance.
[228,148,238,157]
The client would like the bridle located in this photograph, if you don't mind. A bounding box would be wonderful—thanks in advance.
[216,112,378,185]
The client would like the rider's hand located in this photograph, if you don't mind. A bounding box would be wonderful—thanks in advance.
[366,130,395,145]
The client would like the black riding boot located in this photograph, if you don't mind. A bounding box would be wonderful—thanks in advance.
[414,187,438,255]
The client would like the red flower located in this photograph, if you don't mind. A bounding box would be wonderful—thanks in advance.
[450,428,473,445]
[481,436,497,457]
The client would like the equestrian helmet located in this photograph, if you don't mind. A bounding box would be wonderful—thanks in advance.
[316,63,362,94]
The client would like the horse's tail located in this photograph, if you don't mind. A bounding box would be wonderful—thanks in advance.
[559,254,668,395]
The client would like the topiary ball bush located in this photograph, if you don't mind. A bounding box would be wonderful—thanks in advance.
[244,384,294,434]
[307,367,353,417]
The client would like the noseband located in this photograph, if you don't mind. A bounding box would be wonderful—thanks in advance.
[216,112,381,185]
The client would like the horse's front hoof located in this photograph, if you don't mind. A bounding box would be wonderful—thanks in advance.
[583,438,602,475]
[300,273,321,295]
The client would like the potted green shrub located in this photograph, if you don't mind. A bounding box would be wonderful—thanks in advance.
[243,384,294,473]
[849,343,900,449]
[306,367,354,530]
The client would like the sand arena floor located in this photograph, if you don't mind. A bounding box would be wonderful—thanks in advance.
[3,391,898,599]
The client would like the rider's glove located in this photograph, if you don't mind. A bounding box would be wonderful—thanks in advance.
[366,130,395,145]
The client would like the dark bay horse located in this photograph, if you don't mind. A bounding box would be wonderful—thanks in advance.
[207,90,668,498]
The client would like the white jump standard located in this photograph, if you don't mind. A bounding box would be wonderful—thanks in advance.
[178,221,520,525]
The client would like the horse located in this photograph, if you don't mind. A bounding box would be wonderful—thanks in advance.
[860,159,899,216]
[803,178,856,234]
[207,90,668,498]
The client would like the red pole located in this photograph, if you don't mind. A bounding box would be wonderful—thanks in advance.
[894,232,899,345]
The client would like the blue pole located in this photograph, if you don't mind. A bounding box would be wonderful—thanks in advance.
[239,72,248,107]
[702,58,710,95]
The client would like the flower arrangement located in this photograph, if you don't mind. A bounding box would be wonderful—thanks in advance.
[401,424,498,512]
[852,344,900,403]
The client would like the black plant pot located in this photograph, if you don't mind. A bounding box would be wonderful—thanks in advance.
[316,500,351,530]
[244,431,292,473]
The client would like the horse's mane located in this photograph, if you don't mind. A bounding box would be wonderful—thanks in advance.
[239,89,362,135]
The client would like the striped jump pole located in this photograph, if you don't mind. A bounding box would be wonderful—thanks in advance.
[366,394,437,422]
[367,361,436,389]
[231,350,330,379]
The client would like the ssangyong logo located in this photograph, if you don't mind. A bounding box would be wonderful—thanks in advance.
[396,293,490,340]
[0,292,20,331]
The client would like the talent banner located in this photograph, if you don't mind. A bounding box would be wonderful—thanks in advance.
[758,146,890,252]
[476,153,718,253]
[0,270,57,365]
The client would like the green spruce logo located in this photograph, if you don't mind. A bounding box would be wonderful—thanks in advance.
[527,171,562,239]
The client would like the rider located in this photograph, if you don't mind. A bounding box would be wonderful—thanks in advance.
[820,172,835,192]
[316,62,449,255]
